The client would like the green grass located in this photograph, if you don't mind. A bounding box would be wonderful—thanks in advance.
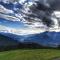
[0,49,60,60]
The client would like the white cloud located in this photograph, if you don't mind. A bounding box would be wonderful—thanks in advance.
[0,0,60,34]
[0,4,14,14]
[19,0,26,4]
[9,27,46,35]
[0,24,46,35]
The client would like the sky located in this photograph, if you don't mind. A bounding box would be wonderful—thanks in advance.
[0,0,60,35]
[0,0,41,35]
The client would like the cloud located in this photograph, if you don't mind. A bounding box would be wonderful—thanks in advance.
[0,4,14,14]
[0,24,46,35]
[0,0,60,35]
[0,25,45,35]
[10,27,46,35]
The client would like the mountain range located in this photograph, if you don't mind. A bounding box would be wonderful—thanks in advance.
[0,32,48,51]
[0,31,60,48]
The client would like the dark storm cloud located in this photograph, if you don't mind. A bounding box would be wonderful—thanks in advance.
[23,0,60,28]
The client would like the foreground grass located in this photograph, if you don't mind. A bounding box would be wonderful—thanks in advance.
[0,49,60,60]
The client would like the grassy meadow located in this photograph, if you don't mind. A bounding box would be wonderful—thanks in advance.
[0,49,60,60]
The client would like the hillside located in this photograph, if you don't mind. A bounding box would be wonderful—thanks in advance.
[1,31,60,48]
[0,34,20,51]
